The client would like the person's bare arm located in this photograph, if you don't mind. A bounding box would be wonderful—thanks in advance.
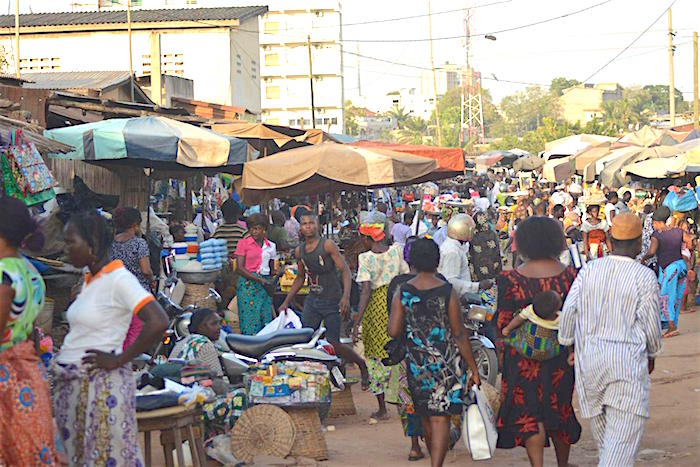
[447,289,481,387]
[138,256,155,283]
[388,288,405,339]
[326,240,352,317]
[501,313,526,336]
[83,301,168,370]
[641,237,659,263]
[353,281,371,344]
[0,284,15,340]
[279,247,305,312]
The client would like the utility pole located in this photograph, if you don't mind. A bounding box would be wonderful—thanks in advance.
[356,43,361,97]
[668,8,675,127]
[694,31,698,130]
[127,0,134,102]
[307,35,316,129]
[428,0,442,146]
[14,0,20,78]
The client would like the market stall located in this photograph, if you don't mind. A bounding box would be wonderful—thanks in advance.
[239,141,439,203]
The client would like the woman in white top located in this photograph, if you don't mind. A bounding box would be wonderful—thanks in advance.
[53,211,168,467]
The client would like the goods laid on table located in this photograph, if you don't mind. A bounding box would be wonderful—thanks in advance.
[247,361,331,406]
[279,265,309,294]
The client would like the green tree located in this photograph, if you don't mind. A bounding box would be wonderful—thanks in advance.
[344,100,363,136]
[642,84,688,114]
[550,77,581,97]
[499,86,560,135]
[387,105,411,128]
[601,87,654,134]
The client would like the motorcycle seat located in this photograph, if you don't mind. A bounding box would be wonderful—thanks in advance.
[225,328,315,358]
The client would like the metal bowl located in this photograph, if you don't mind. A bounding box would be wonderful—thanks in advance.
[177,269,221,284]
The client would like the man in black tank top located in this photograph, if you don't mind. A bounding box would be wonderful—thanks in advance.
[279,212,369,389]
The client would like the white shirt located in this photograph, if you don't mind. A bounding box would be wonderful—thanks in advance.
[438,237,479,296]
[57,260,154,365]
[259,240,278,276]
[432,225,449,246]
[604,202,617,225]
[560,255,662,418]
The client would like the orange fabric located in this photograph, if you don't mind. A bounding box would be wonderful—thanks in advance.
[359,223,386,242]
[351,141,465,173]
[586,229,608,258]
[84,260,124,285]
[0,340,56,465]
[133,295,155,315]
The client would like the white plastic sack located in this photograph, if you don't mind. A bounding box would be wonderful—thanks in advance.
[256,309,302,336]
[463,384,498,461]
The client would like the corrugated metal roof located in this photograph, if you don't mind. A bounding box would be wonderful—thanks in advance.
[21,71,131,90]
[0,6,267,28]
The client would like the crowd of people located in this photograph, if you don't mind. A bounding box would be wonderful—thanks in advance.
[0,167,695,466]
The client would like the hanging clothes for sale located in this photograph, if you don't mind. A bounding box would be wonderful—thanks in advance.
[0,130,56,206]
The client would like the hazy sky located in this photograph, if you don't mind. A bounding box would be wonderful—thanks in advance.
[9,0,700,103]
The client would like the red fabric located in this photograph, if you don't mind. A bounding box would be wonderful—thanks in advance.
[351,141,465,173]
[494,267,582,449]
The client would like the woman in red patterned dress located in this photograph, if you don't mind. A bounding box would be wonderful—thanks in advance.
[495,217,581,467]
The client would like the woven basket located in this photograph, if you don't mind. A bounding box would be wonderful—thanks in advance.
[286,406,328,461]
[35,298,55,336]
[181,283,216,310]
[230,405,295,463]
[328,383,357,418]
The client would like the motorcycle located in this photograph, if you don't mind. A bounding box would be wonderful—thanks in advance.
[461,292,499,386]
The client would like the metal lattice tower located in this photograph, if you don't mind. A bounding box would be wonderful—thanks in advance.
[460,2,485,148]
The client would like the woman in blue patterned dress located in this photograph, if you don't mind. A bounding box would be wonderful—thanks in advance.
[389,238,481,467]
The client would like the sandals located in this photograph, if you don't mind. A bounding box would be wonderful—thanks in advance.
[663,330,680,338]
[408,451,425,461]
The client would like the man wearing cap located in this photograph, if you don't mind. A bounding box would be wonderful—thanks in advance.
[560,212,662,466]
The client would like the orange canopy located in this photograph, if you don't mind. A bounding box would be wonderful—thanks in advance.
[351,141,465,175]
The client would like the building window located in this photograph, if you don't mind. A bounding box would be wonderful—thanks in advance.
[186,0,197,4]
[19,56,60,72]
[142,53,185,76]
[264,22,279,34]
[331,117,338,125]
[264,53,278,66]
[266,85,281,99]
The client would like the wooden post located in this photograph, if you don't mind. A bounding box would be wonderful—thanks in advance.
[150,31,162,106]
[127,0,134,102]
[694,31,698,130]
[308,35,316,129]
[668,8,676,127]
[14,0,20,78]
[428,0,442,146]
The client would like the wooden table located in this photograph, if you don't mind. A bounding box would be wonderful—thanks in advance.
[136,405,207,467]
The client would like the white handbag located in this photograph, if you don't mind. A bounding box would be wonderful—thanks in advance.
[462,384,498,461]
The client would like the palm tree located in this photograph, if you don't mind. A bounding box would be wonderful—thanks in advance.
[387,105,412,128]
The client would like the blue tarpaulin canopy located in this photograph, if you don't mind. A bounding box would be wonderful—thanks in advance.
[45,116,257,175]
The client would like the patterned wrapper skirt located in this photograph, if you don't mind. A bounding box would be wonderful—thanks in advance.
[52,362,143,467]
[362,285,391,395]
[236,275,274,335]
[0,340,56,466]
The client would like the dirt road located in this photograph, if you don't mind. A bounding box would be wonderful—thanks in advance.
[322,311,700,466]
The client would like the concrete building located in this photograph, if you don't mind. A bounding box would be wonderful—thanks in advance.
[559,83,622,124]
[355,109,396,140]
[0,6,266,113]
[233,0,344,133]
[420,62,461,99]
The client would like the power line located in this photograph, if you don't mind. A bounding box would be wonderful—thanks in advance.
[582,0,678,83]
[339,0,613,43]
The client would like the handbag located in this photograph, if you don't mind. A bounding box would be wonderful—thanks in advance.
[7,130,55,195]
[462,384,498,461]
[382,338,407,366]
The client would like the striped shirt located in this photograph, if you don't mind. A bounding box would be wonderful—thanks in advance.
[560,255,662,419]
[212,223,248,256]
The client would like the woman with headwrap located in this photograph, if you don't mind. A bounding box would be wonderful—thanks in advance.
[169,308,241,436]
[353,223,409,420]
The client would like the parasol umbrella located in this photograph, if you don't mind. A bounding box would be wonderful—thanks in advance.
[210,122,339,157]
[544,134,615,152]
[352,141,465,176]
[542,155,574,182]
[574,143,615,173]
[616,126,664,147]
[602,145,682,188]
[513,154,544,172]
[240,142,438,203]
[583,145,641,183]
[475,150,508,167]
[45,116,256,175]
[624,155,688,180]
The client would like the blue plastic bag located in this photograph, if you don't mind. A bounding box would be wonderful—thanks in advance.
[663,189,698,212]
